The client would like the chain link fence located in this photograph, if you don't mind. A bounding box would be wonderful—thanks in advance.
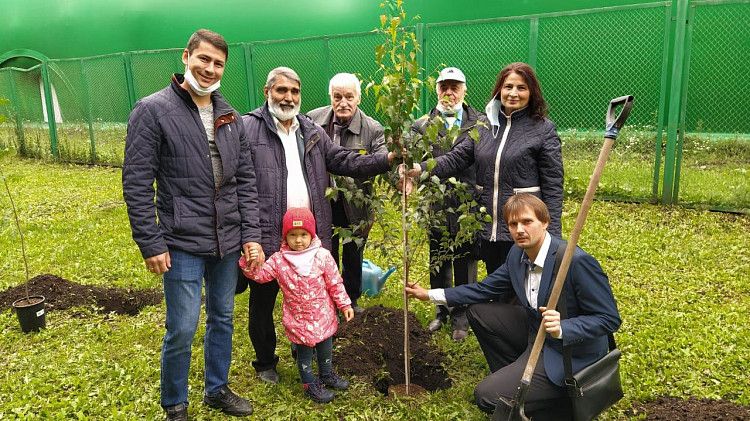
[677,0,750,209]
[0,0,747,210]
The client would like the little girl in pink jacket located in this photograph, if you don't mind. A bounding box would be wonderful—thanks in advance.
[240,207,354,403]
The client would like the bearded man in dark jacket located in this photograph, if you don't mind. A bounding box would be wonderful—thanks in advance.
[240,67,394,384]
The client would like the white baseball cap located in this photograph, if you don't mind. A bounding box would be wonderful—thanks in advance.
[436,67,466,84]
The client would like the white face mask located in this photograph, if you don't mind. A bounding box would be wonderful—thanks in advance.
[436,102,463,116]
[183,56,221,97]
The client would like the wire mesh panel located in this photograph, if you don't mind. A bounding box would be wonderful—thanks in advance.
[81,55,130,164]
[10,66,51,159]
[328,32,383,118]
[220,44,251,113]
[0,69,18,150]
[536,6,667,130]
[678,1,750,209]
[251,38,328,113]
[82,55,131,122]
[11,66,44,123]
[425,19,530,112]
[535,6,668,202]
[0,70,14,112]
[685,1,750,133]
[49,59,92,163]
[131,49,183,102]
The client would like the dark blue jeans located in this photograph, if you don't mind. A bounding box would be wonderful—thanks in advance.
[160,248,240,408]
[295,337,333,384]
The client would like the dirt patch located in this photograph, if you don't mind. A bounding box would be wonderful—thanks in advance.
[0,274,162,316]
[628,396,750,420]
[335,305,452,395]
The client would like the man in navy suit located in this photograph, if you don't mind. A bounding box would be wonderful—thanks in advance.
[406,193,620,419]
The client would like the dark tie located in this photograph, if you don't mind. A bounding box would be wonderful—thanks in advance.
[521,255,536,273]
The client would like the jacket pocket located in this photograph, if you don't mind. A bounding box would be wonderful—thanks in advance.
[513,186,541,196]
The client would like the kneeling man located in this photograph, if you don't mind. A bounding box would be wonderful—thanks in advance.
[406,193,620,420]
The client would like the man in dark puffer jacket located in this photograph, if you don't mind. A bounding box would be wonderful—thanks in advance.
[240,67,394,386]
[123,29,261,420]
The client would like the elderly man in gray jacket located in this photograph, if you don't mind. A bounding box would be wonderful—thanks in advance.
[241,67,395,384]
[307,73,387,313]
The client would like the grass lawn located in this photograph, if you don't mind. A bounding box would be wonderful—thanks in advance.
[0,152,748,419]
[2,123,748,211]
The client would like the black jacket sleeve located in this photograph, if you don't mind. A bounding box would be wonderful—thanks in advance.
[321,126,391,177]
[236,116,262,245]
[424,131,476,179]
[122,101,167,259]
[538,121,564,237]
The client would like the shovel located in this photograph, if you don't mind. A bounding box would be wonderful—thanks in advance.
[492,95,634,421]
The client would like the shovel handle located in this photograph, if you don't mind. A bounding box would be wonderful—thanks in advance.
[519,95,633,384]
[605,95,634,139]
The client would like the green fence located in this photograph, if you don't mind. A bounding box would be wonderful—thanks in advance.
[0,0,747,211]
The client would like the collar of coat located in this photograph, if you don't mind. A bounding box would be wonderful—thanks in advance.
[484,98,531,127]
[312,106,364,136]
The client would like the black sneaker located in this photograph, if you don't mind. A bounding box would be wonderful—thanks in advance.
[303,380,335,403]
[203,386,253,417]
[164,403,188,421]
[320,372,349,390]
[258,368,280,384]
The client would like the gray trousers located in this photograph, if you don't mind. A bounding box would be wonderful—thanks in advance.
[466,302,572,420]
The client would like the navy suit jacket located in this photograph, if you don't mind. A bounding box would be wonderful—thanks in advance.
[444,235,621,386]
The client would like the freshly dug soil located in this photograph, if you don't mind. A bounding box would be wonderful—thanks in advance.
[335,305,452,395]
[628,396,750,420]
[0,274,162,316]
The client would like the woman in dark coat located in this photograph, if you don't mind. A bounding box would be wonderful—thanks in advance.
[405,62,563,274]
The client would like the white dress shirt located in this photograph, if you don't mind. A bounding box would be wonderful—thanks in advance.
[525,232,551,309]
[273,115,310,210]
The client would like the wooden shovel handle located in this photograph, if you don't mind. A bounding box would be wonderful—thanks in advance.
[520,136,616,383]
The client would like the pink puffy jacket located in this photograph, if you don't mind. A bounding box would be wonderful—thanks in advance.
[240,236,351,347]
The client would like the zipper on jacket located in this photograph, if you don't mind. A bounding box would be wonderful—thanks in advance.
[490,113,512,241]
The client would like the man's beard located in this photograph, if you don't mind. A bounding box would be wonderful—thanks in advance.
[269,97,301,121]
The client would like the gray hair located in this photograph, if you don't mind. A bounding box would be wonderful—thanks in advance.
[328,73,361,98]
[265,67,301,90]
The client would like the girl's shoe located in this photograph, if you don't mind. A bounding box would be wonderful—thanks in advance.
[303,380,335,403]
[320,372,349,390]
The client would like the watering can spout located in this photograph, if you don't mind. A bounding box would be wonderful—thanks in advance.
[379,266,396,287]
[361,259,396,297]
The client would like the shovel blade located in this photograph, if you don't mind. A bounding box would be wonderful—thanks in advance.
[492,396,531,421]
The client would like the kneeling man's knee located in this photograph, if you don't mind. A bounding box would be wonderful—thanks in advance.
[474,377,503,414]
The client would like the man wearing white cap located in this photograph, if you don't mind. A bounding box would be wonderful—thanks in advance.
[411,67,487,341]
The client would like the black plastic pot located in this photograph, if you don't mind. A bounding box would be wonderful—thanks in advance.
[12,295,46,333]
